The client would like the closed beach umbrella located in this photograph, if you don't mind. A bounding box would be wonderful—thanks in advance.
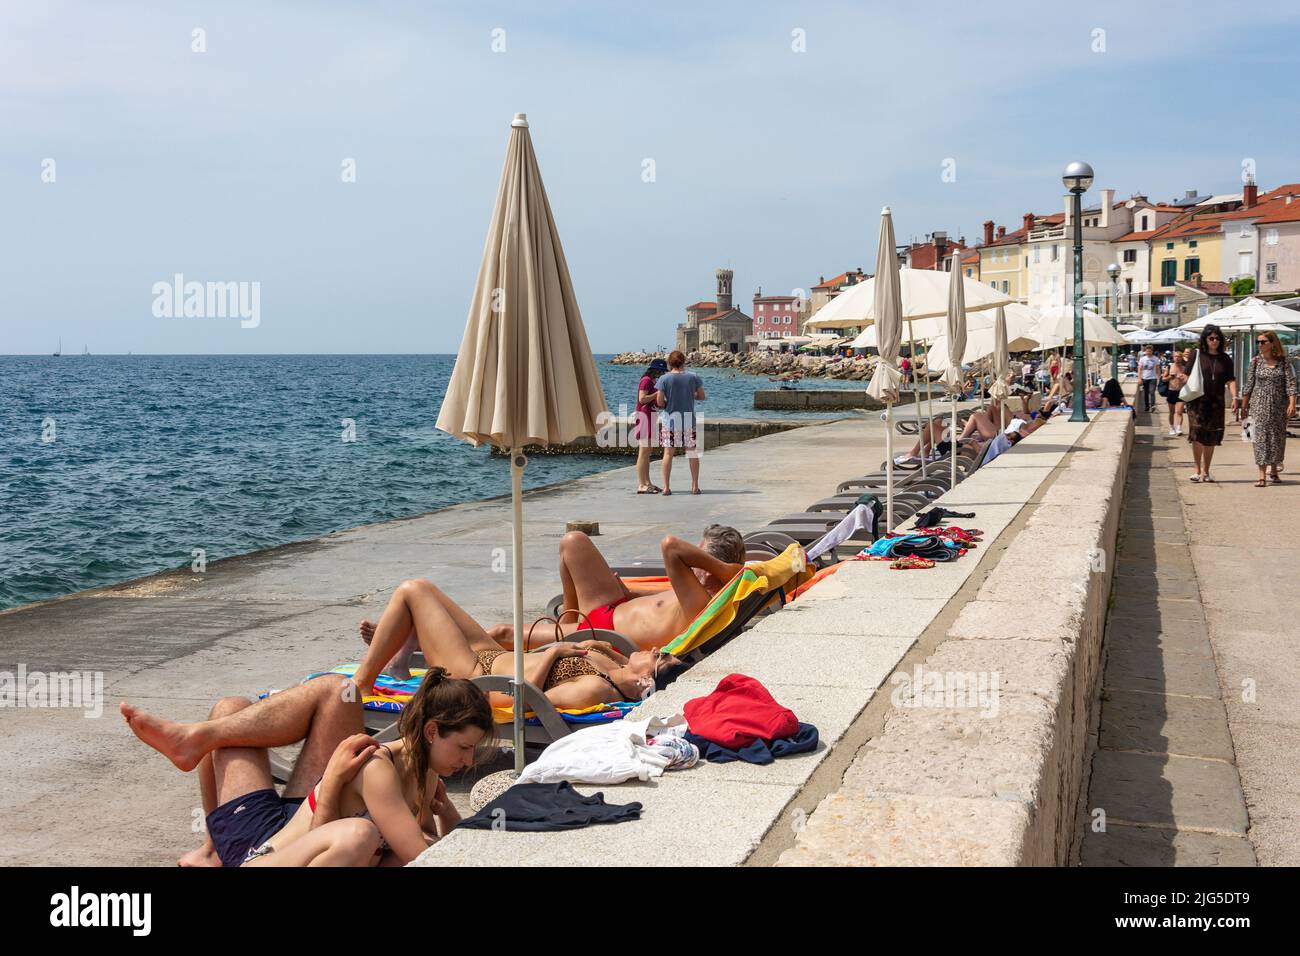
[436,113,608,772]
[943,260,968,487]
[865,207,904,528]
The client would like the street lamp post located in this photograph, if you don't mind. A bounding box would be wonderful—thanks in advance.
[1063,161,1094,422]
[1107,262,1122,380]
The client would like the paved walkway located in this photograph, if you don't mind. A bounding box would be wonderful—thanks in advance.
[1081,394,1298,866]
[1080,405,1254,864]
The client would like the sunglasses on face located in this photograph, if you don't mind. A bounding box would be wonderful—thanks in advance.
[1258,339,1270,345]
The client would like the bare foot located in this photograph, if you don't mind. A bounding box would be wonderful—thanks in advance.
[358,620,376,645]
[178,844,223,868]
[119,702,204,772]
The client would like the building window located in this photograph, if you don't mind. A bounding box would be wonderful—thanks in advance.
[1001,280,1009,293]
[1166,242,1174,250]
[1141,215,1148,230]
[1198,304,1209,318]
[1033,246,1041,264]
[965,268,972,277]
[1031,275,1041,294]
[1188,240,1198,249]
[1183,258,1200,280]
[1051,245,1060,262]
[1161,260,1176,286]
[1266,228,1279,246]
[1267,262,1278,282]
[1123,249,1137,264]
[1240,225,1250,238]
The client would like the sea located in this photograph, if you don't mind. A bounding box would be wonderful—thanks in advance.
[0,354,866,609]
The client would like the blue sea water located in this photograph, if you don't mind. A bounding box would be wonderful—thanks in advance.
[0,354,864,609]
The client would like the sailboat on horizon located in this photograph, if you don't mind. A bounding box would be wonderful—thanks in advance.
[53,337,61,357]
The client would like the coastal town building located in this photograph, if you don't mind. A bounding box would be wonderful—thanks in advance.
[1173,275,1235,325]
[899,232,966,271]
[960,249,979,281]
[977,219,1031,302]
[804,269,867,332]
[751,290,800,341]
[1252,186,1300,294]
[675,269,753,353]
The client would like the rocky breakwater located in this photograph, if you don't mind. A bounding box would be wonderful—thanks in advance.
[610,350,877,381]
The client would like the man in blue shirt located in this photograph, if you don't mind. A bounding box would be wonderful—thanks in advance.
[656,350,706,495]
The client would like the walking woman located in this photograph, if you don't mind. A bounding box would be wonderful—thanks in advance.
[1185,324,1239,483]
[1241,330,1298,486]
[635,358,668,494]
[1162,349,1189,436]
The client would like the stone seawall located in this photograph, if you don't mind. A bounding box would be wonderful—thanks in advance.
[754,389,883,411]
[496,417,827,456]
[778,411,1134,866]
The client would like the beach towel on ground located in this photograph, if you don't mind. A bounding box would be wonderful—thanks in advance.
[683,674,799,749]
[456,782,642,832]
[301,665,637,726]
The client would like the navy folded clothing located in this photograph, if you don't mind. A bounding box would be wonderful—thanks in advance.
[684,722,819,765]
[456,781,642,832]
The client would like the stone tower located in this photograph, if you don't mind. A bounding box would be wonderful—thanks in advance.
[716,268,733,312]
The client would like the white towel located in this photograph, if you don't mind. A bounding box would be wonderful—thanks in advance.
[806,501,878,561]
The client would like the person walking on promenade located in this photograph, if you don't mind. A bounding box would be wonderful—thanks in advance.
[657,350,705,496]
[634,357,668,494]
[1241,330,1298,487]
[1186,324,1239,484]
[1137,345,1160,412]
[1162,349,1189,436]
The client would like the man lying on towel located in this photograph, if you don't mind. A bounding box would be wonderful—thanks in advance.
[352,525,745,700]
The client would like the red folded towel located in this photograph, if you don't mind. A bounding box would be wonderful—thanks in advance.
[683,674,799,749]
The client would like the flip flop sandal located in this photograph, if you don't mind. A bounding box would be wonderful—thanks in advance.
[1189,475,1202,483]
[1255,479,1268,488]
[1271,473,1282,483]
[1203,475,1215,483]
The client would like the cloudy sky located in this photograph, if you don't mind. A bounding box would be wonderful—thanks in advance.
[3,0,1298,354]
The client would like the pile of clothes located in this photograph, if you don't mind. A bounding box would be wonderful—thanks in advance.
[460,675,818,831]
[853,510,984,570]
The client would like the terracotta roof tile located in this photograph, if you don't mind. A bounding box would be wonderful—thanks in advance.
[1175,280,1233,296]
[685,301,717,311]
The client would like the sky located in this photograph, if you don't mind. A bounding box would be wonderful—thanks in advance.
[3,0,1300,355]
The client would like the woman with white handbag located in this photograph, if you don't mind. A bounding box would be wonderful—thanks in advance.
[1241,330,1298,487]
[1181,324,1239,483]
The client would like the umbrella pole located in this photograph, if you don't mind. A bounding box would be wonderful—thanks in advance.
[885,403,895,529]
[510,448,526,776]
[951,391,957,488]
[908,326,925,476]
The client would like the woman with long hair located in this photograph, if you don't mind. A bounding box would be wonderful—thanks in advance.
[1162,350,1189,435]
[122,669,495,866]
[1241,330,1298,486]
[634,358,668,494]
[1185,324,1239,483]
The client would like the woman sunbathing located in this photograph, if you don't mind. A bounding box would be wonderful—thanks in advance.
[121,670,494,867]
[352,578,687,707]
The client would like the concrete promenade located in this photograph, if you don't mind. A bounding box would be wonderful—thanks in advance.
[0,413,890,866]
[1082,400,1297,866]
[416,412,1106,867]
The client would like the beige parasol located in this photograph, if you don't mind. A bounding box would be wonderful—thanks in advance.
[436,113,608,771]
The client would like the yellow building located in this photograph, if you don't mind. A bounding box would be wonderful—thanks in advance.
[976,216,1038,302]
[1147,214,1225,320]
